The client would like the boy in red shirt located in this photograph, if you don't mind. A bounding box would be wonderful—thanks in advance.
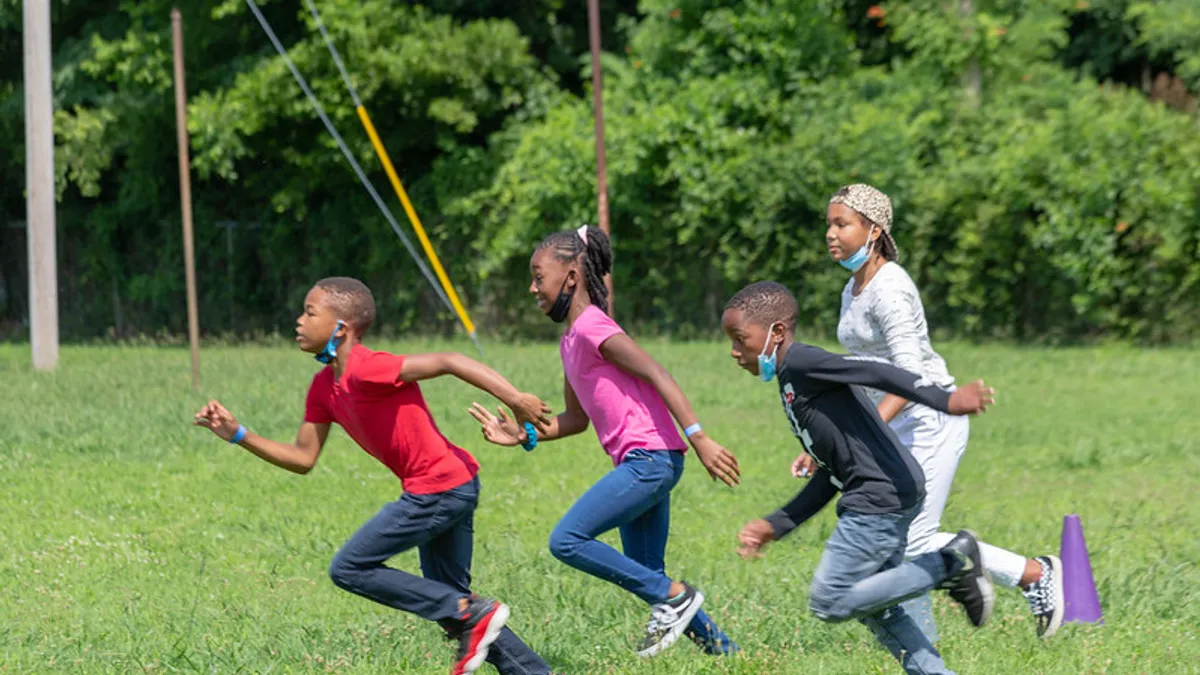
[194,277,555,675]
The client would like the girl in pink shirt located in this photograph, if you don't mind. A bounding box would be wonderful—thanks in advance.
[470,226,741,658]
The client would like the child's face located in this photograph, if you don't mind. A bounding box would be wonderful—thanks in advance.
[825,203,876,262]
[721,307,771,376]
[529,248,577,315]
[295,287,343,354]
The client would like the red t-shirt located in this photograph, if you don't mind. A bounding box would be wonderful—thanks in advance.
[303,343,479,494]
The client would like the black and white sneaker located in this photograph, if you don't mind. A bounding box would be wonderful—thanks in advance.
[636,582,705,658]
[938,529,995,628]
[1022,555,1065,638]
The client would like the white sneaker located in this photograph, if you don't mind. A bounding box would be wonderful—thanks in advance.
[636,582,705,658]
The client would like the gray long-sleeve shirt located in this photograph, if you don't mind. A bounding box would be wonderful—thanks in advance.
[764,342,955,539]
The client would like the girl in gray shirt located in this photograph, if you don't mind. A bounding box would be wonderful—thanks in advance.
[819,184,1064,640]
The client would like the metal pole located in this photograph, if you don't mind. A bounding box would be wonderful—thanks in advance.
[172,8,201,391]
[24,0,58,371]
[587,0,614,315]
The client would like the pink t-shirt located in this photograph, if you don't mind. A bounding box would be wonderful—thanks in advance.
[560,305,687,465]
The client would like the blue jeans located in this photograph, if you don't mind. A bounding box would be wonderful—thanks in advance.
[329,477,552,675]
[809,504,954,675]
[548,449,737,653]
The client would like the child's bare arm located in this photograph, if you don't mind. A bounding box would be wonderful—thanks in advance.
[468,379,588,446]
[537,378,589,441]
[401,353,551,430]
[194,400,329,474]
[599,334,740,486]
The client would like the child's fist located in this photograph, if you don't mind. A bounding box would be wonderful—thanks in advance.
[193,400,241,441]
[792,452,817,478]
[737,519,775,559]
[947,380,996,416]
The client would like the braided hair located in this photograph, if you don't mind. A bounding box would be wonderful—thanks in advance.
[536,225,613,314]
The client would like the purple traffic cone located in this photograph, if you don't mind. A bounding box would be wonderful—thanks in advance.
[1060,514,1103,624]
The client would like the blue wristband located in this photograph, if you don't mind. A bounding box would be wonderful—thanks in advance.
[684,423,702,438]
[521,422,538,452]
[229,424,247,444]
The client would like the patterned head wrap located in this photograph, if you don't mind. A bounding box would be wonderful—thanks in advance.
[829,184,898,261]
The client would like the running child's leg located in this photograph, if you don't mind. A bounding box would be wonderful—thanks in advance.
[808,508,948,625]
[550,450,704,657]
[548,450,680,604]
[861,603,954,675]
[898,594,938,645]
[896,409,968,560]
[808,506,956,675]
[925,532,1028,588]
[617,480,739,655]
[328,490,474,621]
[902,411,1063,636]
[895,409,967,644]
[420,481,553,675]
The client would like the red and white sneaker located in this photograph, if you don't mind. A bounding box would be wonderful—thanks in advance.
[451,596,510,675]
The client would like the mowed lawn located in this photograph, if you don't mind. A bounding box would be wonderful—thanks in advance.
[1,340,1197,674]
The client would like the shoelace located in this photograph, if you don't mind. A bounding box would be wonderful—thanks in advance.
[645,603,678,635]
[1023,568,1053,614]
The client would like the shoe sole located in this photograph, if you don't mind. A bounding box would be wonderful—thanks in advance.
[960,529,995,628]
[974,568,995,627]
[636,590,706,658]
[457,603,510,674]
[1041,555,1065,639]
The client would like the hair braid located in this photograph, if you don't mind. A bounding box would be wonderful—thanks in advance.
[536,225,613,314]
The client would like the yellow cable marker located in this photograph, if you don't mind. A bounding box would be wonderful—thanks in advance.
[355,105,476,338]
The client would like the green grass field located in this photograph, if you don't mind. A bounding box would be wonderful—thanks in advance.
[2,340,1198,674]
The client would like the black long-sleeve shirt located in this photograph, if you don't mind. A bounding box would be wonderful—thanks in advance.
[764,342,955,539]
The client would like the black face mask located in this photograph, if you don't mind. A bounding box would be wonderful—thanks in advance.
[545,274,576,323]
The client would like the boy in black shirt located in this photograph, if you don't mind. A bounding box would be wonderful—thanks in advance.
[723,282,995,675]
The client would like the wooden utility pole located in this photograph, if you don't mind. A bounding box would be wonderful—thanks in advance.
[587,0,614,315]
[959,0,981,106]
[172,8,201,391]
[24,0,59,371]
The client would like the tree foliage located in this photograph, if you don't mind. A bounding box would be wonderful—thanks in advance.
[1,0,1197,342]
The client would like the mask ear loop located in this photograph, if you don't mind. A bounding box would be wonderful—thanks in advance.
[315,320,346,364]
[761,322,781,357]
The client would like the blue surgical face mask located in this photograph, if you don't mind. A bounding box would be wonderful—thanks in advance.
[315,320,346,364]
[838,226,877,272]
[757,322,782,382]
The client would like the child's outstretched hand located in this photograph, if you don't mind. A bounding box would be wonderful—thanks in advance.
[468,402,523,447]
[947,380,996,415]
[690,435,741,487]
[507,392,553,433]
[737,519,775,559]
[194,400,240,441]
[792,452,817,478]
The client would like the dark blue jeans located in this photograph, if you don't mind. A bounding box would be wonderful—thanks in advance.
[329,477,551,675]
[548,449,736,653]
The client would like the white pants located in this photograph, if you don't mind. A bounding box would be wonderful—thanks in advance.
[890,404,1027,589]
